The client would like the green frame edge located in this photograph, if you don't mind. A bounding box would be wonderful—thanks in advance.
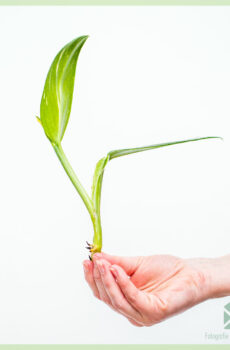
[0,346,229,349]
[2,0,230,5]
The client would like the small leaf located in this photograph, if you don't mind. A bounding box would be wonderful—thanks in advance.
[91,136,222,211]
[107,136,222,160]
[40,35,88,144]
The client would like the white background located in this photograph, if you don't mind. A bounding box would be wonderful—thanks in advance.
[0,5,230,344]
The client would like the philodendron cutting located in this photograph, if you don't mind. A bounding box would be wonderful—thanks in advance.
[37,36,221,259]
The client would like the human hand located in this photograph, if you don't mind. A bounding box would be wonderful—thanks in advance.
[83,253,230,327]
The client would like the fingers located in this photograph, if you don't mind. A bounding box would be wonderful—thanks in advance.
[83,254,175,327]
[96,259,142,321]
[110,264,149,312]
[127,318,144,327]
[93,258,111,305]
[83,259,115,310]
[83,258,146,326]
[93,252,141,276]
[83,260,100,299]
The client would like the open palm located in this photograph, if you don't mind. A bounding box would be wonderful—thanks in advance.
[83,252,211,327]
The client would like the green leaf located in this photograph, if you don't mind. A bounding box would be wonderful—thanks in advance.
[107,136,222,160]
[40,35,88,144]
[92,155,110,211]
[92,137,222,183]
[91,136,222,207]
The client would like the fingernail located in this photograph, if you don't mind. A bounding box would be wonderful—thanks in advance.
[110,266,118,278]
[97,260,105,275]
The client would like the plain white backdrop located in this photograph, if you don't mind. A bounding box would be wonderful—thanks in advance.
[0,5,230,344]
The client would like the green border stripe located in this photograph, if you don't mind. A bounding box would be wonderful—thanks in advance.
[1,0,230,5]
[0,346,230,349]
[0,346,229,349]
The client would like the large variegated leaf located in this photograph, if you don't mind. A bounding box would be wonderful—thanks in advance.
[39,36,88,144]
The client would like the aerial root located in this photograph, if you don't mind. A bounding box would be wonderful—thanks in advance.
[85,241,94,255]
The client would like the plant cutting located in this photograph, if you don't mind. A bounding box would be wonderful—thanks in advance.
[37,35,221,259]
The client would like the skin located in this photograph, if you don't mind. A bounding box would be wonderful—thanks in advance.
[83,252,230,327]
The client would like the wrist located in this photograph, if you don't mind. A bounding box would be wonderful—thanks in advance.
[186,255,230,301]
[198,255,230,299]
[207,255,230,298]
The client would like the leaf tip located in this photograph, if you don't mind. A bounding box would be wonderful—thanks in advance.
[210,136,224,141]
[78,35,89,43]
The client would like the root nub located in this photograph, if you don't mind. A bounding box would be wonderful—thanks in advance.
[85,241,94,254]
[85,241,99,260]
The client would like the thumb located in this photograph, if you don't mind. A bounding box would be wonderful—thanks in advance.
[93,252,140,276]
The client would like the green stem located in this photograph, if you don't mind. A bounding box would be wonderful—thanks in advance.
[91,157,109,254]
[53,143,95,224]
[53,142,103,255]
[92,212,102,254]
